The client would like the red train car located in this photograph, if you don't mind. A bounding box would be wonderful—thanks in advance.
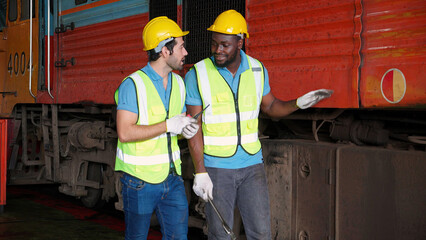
[0,0,425,239]
[248,0,426,109]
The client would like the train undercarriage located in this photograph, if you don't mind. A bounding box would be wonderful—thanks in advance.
[5,103,426,238]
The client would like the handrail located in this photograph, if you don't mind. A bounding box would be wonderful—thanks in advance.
[47,0,53,99]
[29,0,36,100]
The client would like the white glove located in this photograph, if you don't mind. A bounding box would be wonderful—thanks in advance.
[166,114,197,135]
[296,89,333,109]
[182,123,199,139]
[193,172,213,201]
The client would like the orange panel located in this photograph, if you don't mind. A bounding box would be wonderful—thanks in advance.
[0,2,39,117]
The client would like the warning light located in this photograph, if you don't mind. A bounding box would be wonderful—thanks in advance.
[381,68,406,104]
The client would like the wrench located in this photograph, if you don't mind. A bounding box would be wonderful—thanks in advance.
[208,198,237,240]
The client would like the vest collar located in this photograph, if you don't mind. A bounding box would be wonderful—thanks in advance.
[142,62,172,83]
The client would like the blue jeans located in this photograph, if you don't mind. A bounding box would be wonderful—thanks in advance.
[121,173,188,240]
[206,163,271,240]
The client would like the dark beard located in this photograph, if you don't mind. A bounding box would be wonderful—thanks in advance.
[167,55,184,71]
[215,60,229,68]
[214,49,238,68]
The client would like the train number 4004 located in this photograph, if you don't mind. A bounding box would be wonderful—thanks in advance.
[8,52,31,76]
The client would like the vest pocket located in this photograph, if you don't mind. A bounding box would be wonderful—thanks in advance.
[205,122,232,135]
[149,105,166,119]
[245,119,258,130]
[243,95,256,107]
[215,92,230,102]
[213,92,235,114]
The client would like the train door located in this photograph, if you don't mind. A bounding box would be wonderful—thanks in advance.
[0,0,39,117]
[0,2,7,118]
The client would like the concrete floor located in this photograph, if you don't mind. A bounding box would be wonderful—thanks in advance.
[0,185,129,239]
[0,185,174,240]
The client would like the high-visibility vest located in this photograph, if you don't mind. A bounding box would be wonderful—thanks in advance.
[194,56,264,157]
[114,70,185,183]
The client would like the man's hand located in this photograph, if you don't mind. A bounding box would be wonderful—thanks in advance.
[296,89,333,109]
[182,123,199,139]
[166,114,197,135]
[193,172,213,201]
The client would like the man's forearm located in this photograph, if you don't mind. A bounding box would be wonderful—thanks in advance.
[116,109,168,143]
[188,130,206,173]
[264,99,299,119]
[186,105,206,173]
[118,121,167,143]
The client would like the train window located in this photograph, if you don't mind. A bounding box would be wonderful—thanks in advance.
[21,0,36,20]
[149,0,177,22]
[8,0,17,22]
[75,0,88,5]
[183,0,245,64]
[0,1,6,29]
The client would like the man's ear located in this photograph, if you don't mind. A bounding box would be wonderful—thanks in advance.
[160,46,170,58]
[238,38,243,50]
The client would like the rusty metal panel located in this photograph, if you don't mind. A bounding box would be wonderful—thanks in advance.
[263,139,337,239]
[292,141,336,240]
[54,13,148,104]
[247,0,360,108]
[360,0,426,108]
[336,146,426,240]
[263,140,293,239]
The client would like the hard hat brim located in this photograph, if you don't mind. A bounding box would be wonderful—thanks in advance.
[143,31,190,51]
[207,27,249,38]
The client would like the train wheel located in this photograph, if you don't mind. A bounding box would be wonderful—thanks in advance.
[81,163,105,209]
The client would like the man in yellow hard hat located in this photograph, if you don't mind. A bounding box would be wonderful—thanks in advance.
[185,10,333,239]
[115,16,198,239]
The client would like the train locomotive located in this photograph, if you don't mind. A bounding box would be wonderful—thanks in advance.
[0,0,425,239]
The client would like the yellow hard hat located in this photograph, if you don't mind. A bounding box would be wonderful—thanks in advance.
[142,16,189,51]
[207,10,249,38]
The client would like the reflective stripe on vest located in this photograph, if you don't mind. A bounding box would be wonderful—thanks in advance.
[114,70,185,183]
[194,56,264,157]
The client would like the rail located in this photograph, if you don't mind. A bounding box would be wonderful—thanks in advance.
[47,0,54,99]
[28,0,35,100]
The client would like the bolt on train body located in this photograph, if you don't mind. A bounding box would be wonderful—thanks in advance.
[0,0,425,239]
